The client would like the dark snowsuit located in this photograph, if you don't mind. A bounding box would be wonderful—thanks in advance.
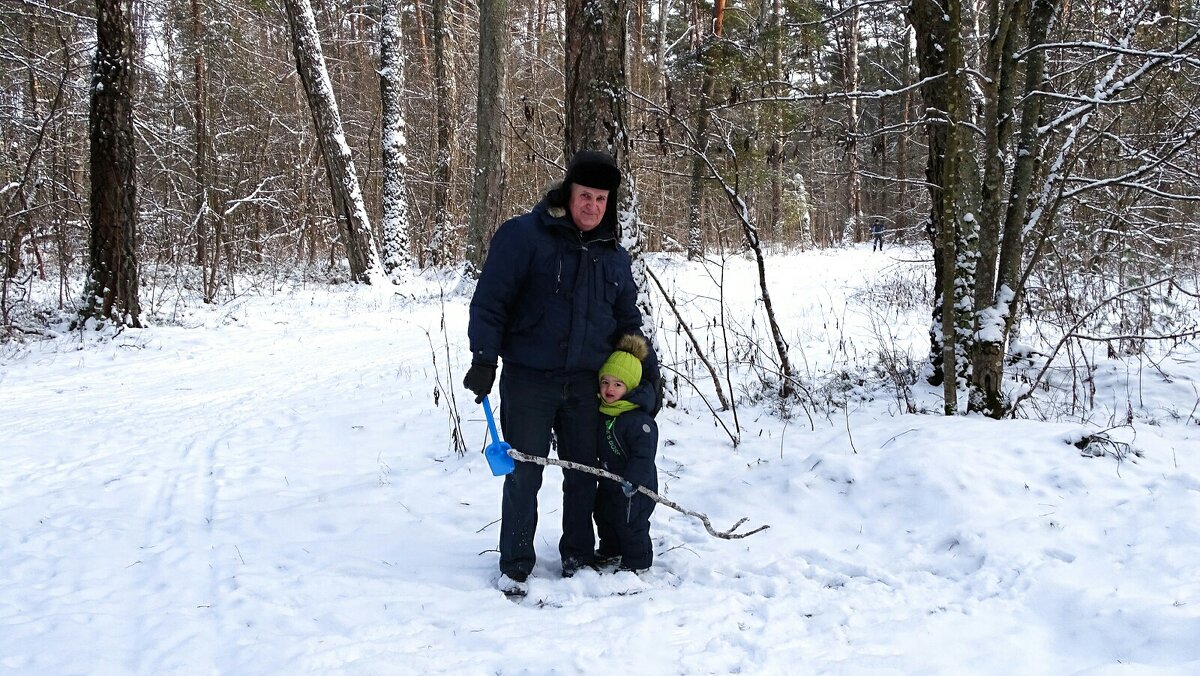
[468,181,656,580]
[595,383,659,571]
[871,220,885,251]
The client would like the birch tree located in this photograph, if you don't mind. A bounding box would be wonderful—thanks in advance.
[380,0,412,277]
[283,0,382,283]
[835,0,863,244]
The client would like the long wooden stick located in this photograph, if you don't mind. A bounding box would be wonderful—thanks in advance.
[507,450,770,540]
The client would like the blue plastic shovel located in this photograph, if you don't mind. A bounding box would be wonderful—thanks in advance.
[481,397,515,476]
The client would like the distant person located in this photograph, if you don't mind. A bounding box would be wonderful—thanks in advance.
[594,334,659,574]
[463,149,657,597]
[871,218,886,251]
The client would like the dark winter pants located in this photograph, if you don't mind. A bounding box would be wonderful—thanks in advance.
[873,234,884,251]
[595,487,654,570]
[497,365,599,579]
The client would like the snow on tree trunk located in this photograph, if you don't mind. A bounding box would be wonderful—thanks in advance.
[380,0,412,278]
[843,1,862,244]
[84,0,141,328]
[967,0,1060,417]
[912,0,960,408]
[940,0,980,414]
[283,0,383,284]
[793,173,814,250]
[564,0,662,364]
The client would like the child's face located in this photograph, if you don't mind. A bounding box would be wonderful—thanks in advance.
[599,375,628,404]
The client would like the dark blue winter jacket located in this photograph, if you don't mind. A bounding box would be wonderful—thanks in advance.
[469,188,654,377]
[599,382,659,493]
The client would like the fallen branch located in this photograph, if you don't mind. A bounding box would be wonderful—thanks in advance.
[507,449,770,540]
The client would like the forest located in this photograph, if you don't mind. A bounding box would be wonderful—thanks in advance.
[2,0,1198,418]
[4,3,1200,667]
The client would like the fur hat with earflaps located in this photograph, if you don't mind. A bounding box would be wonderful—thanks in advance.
[543,149,623,231]
[599,334,650,389]
[564,150,621,192]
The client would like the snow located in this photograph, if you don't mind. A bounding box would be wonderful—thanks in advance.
[2,245,1199,673]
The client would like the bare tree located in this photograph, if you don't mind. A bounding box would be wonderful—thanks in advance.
[379,0,412,278]
[425,0,456,267]
[912,0,1200,416]
[189,0,209,276]
[466,0,509,276]
[564,0,662,360]
[911,0,979,413]
[283,0,382,283]
[685,0,723,261]
[834,0,863,245]
[83,0,141,327]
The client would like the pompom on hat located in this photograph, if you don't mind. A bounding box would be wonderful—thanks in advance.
[599,334,650,389]
[564,149,621,192]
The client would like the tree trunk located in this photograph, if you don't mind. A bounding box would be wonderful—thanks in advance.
[685,0,724,261]
[412,0,431,72]
[912,0,948,388]
[657,0,671,90]
[467,0,509,276]
[191,0,210,273]
[896,26,913,244]
[767,0,784,239]
[943,0,982,414]
[969,0,1060,417]
[564,0,662,364]
[843,0,862,244]
[283,0,381,283]
[912,0,982,404]
[84,0,141,328]
[968,0,1022,416]
[380,0,413,277]
[564,0,629,157]
[427,0,456,267]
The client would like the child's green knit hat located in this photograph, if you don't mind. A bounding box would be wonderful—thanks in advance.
[599,334,650,389]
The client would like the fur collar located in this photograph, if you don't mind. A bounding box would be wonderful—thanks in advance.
[543,180,568,219]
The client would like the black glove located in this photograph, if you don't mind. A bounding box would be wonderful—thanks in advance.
[462,362,496,404]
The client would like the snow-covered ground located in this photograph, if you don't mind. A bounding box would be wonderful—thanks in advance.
[2,245,1198,674]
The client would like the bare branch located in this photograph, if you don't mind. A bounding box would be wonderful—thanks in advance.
[644,265,731,411]
[1010,277,1179,415]
[507,450,770,540]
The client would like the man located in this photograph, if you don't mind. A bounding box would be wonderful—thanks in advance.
[463,149,657,596]
[871,218,886,251]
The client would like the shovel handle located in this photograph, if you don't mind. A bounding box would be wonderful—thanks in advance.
[482,396,501,444]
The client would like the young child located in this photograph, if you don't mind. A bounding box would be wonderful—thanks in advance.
[594,334,659,573]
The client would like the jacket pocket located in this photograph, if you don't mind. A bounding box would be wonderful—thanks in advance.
[600,260,621,304]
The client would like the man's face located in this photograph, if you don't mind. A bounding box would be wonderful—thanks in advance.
[568,183,610,232]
